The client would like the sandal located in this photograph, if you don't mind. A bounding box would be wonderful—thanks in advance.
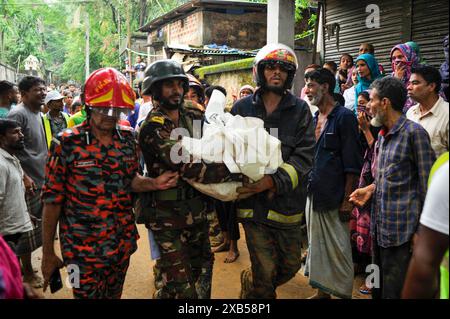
[359,284,372,295]
[301,251,308,264]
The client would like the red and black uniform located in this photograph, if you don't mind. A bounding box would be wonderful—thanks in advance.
[42,122,139,299]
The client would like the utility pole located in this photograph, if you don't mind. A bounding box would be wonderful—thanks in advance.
[118,6,121,66]
[126,0,132,85]
[85,8,90,80]
[0,31,3,61]
[267,0,295,49]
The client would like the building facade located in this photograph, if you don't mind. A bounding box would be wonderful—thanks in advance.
[321,0,449,71]
[140,0,267,63]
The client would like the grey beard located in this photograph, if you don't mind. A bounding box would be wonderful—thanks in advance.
[309,92,324,106]
[370,115,384,128]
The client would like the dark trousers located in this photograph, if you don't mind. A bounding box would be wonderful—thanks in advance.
[215,201,240,241]
[2,233,23,255]
[242,222,302,299]
[372,240,412,299]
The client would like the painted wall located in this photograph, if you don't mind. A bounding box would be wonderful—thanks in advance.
[203,69,254,111]
[195,49,318,110]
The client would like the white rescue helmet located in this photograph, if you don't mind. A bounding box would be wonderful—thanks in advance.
[253,43,298,90]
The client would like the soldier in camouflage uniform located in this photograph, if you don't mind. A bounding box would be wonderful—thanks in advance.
[138,60,238,299]
[41,68,178,299]
[183,74,224,249]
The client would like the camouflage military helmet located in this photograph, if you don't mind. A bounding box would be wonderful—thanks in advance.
[142,59,189,96]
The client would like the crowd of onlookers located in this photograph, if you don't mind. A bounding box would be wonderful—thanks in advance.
[299,37,448,299]
[0,34,448,299]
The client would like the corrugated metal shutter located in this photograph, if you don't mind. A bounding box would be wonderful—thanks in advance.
[411,0,449,68]
[324,0,406,72]
[324,0,449,72]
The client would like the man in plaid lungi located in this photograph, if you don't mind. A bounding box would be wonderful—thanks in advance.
[7,76,48,288]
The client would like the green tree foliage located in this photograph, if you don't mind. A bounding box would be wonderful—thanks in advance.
[59,3,121,83]
[0,0,68,74]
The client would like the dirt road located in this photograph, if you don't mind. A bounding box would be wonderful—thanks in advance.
[34,225,369,299]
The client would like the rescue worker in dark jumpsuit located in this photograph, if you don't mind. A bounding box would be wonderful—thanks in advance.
[231,43,315,299]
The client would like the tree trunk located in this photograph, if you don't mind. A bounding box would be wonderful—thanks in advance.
[139,0,147,28]
[0,30,4,60]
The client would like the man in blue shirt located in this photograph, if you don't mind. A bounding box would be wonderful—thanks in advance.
[304,68,363,299]
[350,77,436,299]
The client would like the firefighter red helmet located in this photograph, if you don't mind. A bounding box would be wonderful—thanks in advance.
[84,67,135,110]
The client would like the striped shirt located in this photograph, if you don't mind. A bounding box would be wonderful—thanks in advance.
[372,115,436,248]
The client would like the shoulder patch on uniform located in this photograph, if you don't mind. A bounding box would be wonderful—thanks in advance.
[149,116,165,125]
[60,126,86,142]
[60,128,75,138]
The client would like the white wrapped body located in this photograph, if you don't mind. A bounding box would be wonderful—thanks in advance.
[181,90,283,201]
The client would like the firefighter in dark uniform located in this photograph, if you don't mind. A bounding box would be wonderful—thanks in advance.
[231,43,316,299]
[138,60,238,299]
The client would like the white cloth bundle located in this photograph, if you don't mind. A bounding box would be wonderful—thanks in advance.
[181,90,283,201]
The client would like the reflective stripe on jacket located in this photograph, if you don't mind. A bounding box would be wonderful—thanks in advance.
[42,112,70,149]
[428,152,449,299]
[231,91,315,229]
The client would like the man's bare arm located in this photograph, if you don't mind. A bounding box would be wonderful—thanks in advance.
[402,225,449,298]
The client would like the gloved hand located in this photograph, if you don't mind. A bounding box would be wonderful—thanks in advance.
[236,175,276,200]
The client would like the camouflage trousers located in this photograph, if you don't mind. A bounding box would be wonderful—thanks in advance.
[151,220,214,299]
[71,258,130,299]
[240,222,302,299]
[207,209,223,247]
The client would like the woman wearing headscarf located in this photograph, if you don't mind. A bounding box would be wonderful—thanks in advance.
[406,41,426,64]
[350,89,381,295]
[354,54,382,112]
[391,43,420,84]
[390,43,421,112]
[238,85,255,99]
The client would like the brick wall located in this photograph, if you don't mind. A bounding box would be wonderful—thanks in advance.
[202,11,267,50]
[147,9,267,52]
[167,11,203,46]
